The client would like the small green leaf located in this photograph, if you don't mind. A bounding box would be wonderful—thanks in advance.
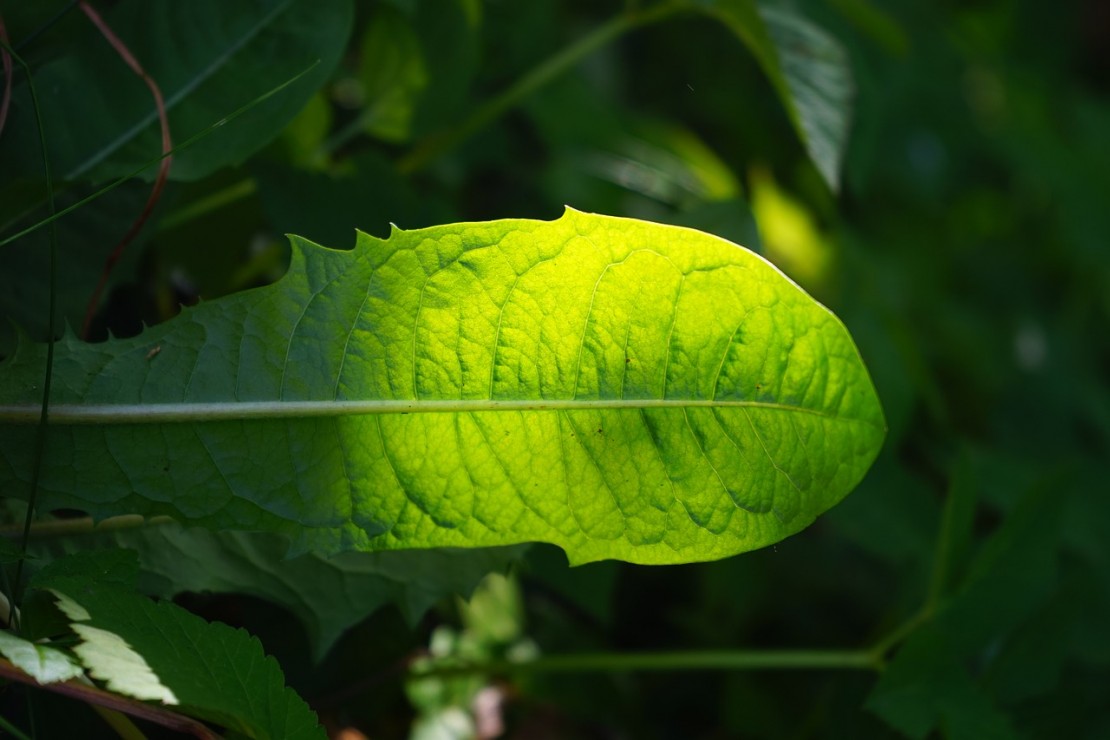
[0,630,84,684]
[39,575,323,739]
[66,619,181,704]
[0,210,884,565]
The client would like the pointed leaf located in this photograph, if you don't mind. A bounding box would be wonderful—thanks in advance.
[0,210,884,565]
[698,1,854,190]
[36,572,323,739]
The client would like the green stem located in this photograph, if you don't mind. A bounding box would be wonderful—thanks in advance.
[411,648,880,680]
[868,606,930,662]
[2,41,58,616]
[0,515,173,540]
[155,178,257,233]
[0,712,33,740]
[0,658,217,739]
[397,3,681,174]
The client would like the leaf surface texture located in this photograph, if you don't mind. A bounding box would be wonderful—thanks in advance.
[0,210,884,564]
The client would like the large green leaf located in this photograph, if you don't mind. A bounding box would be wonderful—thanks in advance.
[0,0,353,184]
[0,210,884,565]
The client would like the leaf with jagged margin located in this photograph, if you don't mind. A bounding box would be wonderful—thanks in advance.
[49,588,179,704]
[33,552,324,739]
[30,523,526,660]
[0,209,884,565]
[0,630,84,684]
[696,1,854,190]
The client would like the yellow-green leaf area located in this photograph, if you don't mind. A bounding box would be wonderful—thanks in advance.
[0,209,884,565]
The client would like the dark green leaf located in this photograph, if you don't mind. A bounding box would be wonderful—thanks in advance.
[35,568,324,739]
[0,0,354,184]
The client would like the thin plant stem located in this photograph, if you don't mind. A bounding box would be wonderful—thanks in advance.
[410,648,881,681]
[0,14,13,138]
[77,0,173,340]
[0,712,33,740]
[397,3,681,174]
[1,41,58,615]
[0,658,217,739]
[0,515,174,540]
[90,704,150,740]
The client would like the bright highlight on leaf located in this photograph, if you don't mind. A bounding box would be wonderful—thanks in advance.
[0,209,884,565]
[33,553,325,739]
[0,630,85,685]
[69,623,180,705]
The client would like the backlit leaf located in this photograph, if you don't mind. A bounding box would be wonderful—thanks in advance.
[0,210,884,565]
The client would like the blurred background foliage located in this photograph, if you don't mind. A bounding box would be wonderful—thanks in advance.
[1,0,1108,737]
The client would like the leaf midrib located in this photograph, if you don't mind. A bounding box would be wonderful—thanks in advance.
[0,398,879,426]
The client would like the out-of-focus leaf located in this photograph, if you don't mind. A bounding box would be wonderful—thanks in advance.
[0,0,354,184]
[749,168,834,290]
[30,546,139,591]
[826,0,909,57]
[29,523,526,660]
[0,210,885,566]
[696,1,854,190]
[0,184,152,342]
[253,150,429,247]
[0,537,28,563]
[270,92,333,170]
[410,0,481,137]
[357,5,427,143]
[867,482,1063,738]
[867,628,1018,740]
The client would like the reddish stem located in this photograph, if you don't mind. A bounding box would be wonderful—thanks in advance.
[0,656,219,739]
[0,15,12,139]
[78,0,173,340]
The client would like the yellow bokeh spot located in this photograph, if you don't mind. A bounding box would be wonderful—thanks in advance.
[749,168,833,290]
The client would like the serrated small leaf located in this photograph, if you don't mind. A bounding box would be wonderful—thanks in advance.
[0,210,884,565]
[0,630,84,684]
[68,621,180,704]
[40,575,323,739]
